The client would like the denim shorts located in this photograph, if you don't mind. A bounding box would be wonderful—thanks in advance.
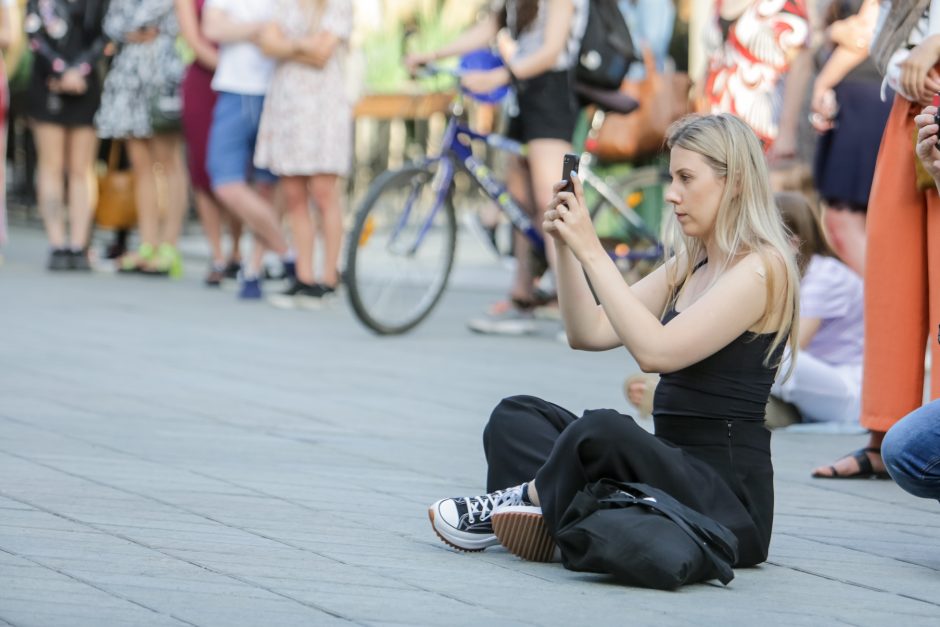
[206,92,277,187]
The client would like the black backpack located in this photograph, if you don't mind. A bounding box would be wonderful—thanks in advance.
[575,0,638,90]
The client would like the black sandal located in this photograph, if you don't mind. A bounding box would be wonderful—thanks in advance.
[812,447,891,480]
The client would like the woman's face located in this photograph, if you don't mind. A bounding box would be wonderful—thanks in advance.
[665,146,726,240]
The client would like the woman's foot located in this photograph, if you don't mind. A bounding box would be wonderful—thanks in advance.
[428,484,528,552]
[811,447,890,479]
[47,248,71,271]
[117,244,156,274]
[491,505,555,562]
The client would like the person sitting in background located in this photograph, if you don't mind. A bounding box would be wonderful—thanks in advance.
[773,192,863,429]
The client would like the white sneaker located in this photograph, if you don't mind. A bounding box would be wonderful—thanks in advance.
[467,305,536,335]
[428,485,526,552]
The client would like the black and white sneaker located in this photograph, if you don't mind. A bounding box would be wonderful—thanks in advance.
[428,484,526,552]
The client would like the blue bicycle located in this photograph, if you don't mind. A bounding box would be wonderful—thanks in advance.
[344,62,666,335]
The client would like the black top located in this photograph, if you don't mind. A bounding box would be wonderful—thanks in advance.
[26,0,109,79]
[652,260,784,422]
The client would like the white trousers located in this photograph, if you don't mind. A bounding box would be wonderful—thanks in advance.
[771,351,862,424]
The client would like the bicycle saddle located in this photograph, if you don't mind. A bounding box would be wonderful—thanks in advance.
[574,82,639,115]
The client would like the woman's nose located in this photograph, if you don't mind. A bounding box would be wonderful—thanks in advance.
[664,184,680,205]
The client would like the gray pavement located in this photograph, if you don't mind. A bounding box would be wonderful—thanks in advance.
[1,226,938,627]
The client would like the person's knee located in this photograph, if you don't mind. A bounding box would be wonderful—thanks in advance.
[485,395,544,440]
[567,409,640,444]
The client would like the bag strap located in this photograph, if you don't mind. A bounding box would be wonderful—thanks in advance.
[595,481,738,585]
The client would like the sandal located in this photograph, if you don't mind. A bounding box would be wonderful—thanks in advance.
[117,243,155,273]
[812,447,891,480]
[141,243,182,279]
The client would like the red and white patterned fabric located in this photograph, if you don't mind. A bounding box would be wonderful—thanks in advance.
[704,0,810,150]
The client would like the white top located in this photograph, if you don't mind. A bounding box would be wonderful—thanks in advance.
[497,0,588,71]
[206,0,275,95]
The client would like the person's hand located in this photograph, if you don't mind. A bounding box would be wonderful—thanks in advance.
[125,26,159,44]
[257,22,291,58]
[58,69,87,95]
[809,85,838,133]
[496,28,517,63]
[544,173,603,262]
[460,68,508,95]
[404,51,435,77]
[915,106,940,184]
[900,35,940,105]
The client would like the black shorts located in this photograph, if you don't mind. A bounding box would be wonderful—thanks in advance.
[506,70,580,144]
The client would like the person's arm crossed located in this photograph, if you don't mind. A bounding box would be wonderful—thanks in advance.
[915,106,940,192]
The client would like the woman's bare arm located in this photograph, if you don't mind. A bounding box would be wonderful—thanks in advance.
[202,6,263,44]
[176,0,218,69]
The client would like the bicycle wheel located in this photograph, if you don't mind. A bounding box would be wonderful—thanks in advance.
[344,163,457,335]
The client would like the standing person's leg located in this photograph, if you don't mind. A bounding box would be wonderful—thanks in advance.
[882,400,940,501]
[814,96,926,477]
[526,138,572,275]
[194,189,226,282]
[64,126,98,267]
[0,82,8,250]
[310,173,342,289]
[280,176,314,285]
[207,94,288,264]
[823,203,866,276]
[32,122,69,267]
[153,133,188,248]
[124,137,160,269]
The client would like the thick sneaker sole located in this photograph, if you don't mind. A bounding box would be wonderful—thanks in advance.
[492,506,555,562]
[427,504,498,552]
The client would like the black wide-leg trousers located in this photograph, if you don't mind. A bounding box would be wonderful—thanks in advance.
[482,395,774,567]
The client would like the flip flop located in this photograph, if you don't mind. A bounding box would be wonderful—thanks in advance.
[812,447,891,480]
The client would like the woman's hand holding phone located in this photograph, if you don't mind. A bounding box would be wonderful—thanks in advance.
[545,158,603,264]
[915,105,940,186]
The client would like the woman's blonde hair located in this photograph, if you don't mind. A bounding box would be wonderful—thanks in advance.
[663,113,800,368]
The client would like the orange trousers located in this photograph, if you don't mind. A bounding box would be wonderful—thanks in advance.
[862,95,940,432]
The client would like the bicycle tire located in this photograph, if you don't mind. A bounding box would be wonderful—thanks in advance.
[344,163,457,335]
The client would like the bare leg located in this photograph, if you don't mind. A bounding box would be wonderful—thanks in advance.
[153,133,188,247]
[823,203,867,276]
[310,174,342,287]
[225,207,243,263]
[32,122,67,248]
[194,189,225,264]
[214,181,288,257]
[64,126,97,250]
[281,175,315,284]
[526,139,571,277]
[505,156,535,302]
[126,138,159,249]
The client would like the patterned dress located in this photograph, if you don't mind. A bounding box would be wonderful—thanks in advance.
[703,0,810,150]
[95,0,184,139]
[253,0,353,177]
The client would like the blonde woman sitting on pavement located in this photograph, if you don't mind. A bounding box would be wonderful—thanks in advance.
[427,113,799,571]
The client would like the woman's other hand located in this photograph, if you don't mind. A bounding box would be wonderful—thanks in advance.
[900,34,940,105]
[915,106,940,185]
[257,22,292,58]
[809,85,838,133]
[125,26,159,44]
[58,69,88,95]
[460,68,508,95]
[404,51,435,77]
[544,173,603,262]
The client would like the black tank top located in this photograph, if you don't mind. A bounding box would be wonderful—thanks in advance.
[652,260,785,422]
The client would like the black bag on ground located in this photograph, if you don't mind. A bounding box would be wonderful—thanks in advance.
[555,479,739,590]
[575,0,638,90]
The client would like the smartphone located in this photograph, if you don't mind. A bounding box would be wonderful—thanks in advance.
[934,93,940,127]
[562,153,580,193]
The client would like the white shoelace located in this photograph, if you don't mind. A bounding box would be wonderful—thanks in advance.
[464,486,524,524]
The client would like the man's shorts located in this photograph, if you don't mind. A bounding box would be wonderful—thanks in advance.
[206,92,277,188]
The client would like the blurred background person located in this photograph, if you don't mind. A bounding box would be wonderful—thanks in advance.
[96,0,187,277]
[701,0,810,154]
[256,0,352,309]
[809,0,886,276]
[25,0,109,271]
[406,0,588,336]
[203,0,293,300]
[0,0,17,261]
[176,0,243,286]
[771,192,863,427]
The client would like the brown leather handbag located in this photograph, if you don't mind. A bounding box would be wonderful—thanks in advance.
[587,49,692,162]
[95,141,136,229]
